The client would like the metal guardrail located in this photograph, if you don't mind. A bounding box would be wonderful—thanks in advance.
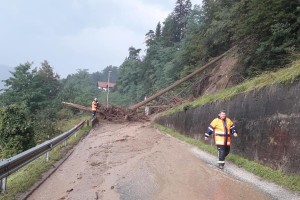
[0,120,87,193]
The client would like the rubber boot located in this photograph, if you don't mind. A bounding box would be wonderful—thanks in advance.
[218,163,224,169]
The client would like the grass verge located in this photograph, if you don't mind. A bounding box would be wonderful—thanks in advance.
[155,124,300,191]
[163,59,300,115]
[0,115,92,200]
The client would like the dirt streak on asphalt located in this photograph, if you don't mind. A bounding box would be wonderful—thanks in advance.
[27,122,296,200]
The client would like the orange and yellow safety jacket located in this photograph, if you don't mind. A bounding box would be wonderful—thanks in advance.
[92,100,98,111]
[205,117,237,146]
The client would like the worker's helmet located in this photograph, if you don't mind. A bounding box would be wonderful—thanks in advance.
[94,98,97,101]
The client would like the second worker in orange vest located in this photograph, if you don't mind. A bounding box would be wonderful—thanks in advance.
[205,110,238,169]
[92,98,99,117]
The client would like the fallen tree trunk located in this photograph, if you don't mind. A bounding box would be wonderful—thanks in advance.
[129,46,236,110]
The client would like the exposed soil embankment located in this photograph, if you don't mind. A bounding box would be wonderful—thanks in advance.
[192,53,242,97]
[156,80,300,175]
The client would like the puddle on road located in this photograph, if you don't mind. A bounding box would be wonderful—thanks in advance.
[117,161,160,200]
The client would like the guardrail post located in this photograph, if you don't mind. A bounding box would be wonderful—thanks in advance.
[46,151,49,162]
[87,120,90,127]
[0,177,7,194]
[91,118,95,127]
[64,140,67,147]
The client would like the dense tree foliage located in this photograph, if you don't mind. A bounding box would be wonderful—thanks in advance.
[1,61,61,113]
[60,69,98,106]
[0,61,118,157]
[111,0,300,106]
[173,0,192,41]
[0,105,35,158]
[0,62,63,153]
[60,65,119,107]
[91,65,119,85]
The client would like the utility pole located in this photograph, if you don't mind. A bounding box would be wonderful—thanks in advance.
[106,70,112,108]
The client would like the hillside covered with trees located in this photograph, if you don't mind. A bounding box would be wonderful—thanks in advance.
[113,0,300,106]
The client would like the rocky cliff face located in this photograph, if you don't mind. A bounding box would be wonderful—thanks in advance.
[156,80,300,175]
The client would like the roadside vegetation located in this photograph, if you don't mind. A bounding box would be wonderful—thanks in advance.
[0,115,91,200]
[156,124,300,191]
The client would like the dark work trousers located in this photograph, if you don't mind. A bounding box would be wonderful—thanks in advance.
[217,145,230,166]
[218,119,230,166]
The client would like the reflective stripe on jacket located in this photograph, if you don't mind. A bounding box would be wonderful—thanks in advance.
[92,101,98,111]
[206,117,237,146]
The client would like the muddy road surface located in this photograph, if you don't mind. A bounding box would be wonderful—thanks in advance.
[27,122,280,200]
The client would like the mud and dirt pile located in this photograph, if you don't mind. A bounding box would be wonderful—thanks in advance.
[62,102,149,122]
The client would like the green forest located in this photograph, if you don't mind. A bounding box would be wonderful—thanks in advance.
[115,0,300,105]
[0,0,299,158]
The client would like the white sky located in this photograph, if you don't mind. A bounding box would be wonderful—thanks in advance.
[0,0,201,77]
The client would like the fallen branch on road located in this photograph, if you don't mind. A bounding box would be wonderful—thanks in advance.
[62,102,149,122]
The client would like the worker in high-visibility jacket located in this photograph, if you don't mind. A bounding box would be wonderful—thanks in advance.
[92,98,99,117]
[205,110,238,169]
